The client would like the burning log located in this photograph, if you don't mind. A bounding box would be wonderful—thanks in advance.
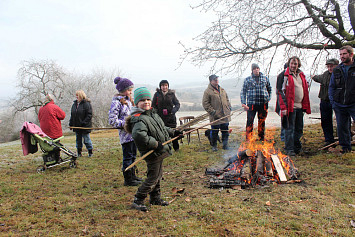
[270,154,287,183]
[256,151,265,175]
[280,156,300,180]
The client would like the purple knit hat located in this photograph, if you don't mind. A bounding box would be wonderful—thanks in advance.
[114,77,134,93]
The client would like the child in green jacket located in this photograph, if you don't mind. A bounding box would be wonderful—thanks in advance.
[125,87,183,212]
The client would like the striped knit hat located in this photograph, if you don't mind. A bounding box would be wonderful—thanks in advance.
[134,87,151,105]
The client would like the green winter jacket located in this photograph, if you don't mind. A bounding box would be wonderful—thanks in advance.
[125,107,174,163]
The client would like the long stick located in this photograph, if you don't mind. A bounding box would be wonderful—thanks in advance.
[69,126,115,130]
[125,109,244,172]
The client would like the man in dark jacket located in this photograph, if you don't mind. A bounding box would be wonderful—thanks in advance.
[311,58,339,146]
[329,46,355,153]
[152,80,181,151]
[276,56,311,156]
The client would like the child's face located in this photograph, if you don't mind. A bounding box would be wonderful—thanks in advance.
[137,99,151,110]
[123,88,133,97]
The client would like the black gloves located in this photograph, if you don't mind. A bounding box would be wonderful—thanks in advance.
[174,130,184,140]
[156,142,164,151]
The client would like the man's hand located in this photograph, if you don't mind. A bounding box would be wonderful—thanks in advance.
[155,142,164,151]
[173,130,184,140]
[242,104,249,111]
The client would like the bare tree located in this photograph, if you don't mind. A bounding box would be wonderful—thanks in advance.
[181,0,355,75]
[13,59,67,116]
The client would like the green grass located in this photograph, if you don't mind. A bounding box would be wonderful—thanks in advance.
[0,125,354,236]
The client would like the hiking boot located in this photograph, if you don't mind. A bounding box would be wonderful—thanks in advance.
[124,170,142,186]
[88,149,93,157]
[150,198,169,206]
[77,148,82,157]
[212,146,218,152]
[131,197,148,212]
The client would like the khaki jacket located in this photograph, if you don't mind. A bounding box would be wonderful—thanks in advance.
[202,84,231,125]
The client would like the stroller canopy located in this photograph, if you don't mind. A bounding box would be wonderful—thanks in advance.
[20,122,48,156]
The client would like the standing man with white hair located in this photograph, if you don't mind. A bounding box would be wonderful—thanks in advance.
[241,63,272,141]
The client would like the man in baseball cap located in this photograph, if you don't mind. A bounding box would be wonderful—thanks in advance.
[311,58,339,146]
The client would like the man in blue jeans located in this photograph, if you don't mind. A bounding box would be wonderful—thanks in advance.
[329,46,355,154]
[311,58,339,146]
[276,56,311,156]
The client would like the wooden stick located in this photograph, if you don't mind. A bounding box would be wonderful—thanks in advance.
[319,141,339,150]
[125,109,244,172]
[69,126,115,130]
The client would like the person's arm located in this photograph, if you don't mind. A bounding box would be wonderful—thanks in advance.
[202,90,215,115]
[108,100,125,128]
[171,93,180,114]
[152,92,158,110]
[328,73,335,105]
[266,77,272,102]
[56,105,66,120]
[240,79,249,110]
[132,120,158,150]
[82,102,93,126]
[276,72,287,115]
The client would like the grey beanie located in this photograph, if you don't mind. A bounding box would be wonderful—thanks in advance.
[251,63,260,71]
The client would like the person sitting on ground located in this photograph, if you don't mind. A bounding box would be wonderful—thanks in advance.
[124,87,183,212]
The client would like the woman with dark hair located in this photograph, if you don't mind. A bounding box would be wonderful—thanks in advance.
[152,80,181,151]
[69,89,94,157]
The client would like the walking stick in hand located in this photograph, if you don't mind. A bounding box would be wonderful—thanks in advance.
[124,109,244,172]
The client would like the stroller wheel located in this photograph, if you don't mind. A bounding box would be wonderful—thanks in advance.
[36,165,46,173]
[69,161,77,168]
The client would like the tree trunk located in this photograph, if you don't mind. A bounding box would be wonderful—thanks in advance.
[349,0,355,35]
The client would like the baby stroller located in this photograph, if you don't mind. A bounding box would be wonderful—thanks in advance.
[20,121,78,173]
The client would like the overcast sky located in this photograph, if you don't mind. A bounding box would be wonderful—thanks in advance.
[0,0,220,99]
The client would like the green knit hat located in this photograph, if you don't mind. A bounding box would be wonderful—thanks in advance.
[134,87,151,105]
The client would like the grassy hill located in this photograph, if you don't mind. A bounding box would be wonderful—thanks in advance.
[0,124,354,236]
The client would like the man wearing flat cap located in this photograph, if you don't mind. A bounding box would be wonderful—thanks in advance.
[241,63,272,141]
[202,74,232,151]
[311,58,339,146]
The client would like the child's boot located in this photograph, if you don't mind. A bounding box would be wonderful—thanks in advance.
[150,195,169,206]
[123,170,141,186]
[131,197,147,212]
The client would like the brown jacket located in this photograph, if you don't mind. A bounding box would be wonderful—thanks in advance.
[202,83,231,125]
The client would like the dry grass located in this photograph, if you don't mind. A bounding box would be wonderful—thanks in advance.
[0,124,354,236]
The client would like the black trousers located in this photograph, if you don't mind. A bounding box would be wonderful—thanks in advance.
[246,103,268,141]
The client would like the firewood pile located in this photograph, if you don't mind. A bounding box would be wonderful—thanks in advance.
[206,147,300,188]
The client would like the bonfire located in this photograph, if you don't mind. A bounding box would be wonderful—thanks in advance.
[206,131,300,188]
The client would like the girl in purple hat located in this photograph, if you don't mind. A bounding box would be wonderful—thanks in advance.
[108,77,142,186]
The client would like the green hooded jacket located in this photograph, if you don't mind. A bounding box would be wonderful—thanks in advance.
[125,107,174,163]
